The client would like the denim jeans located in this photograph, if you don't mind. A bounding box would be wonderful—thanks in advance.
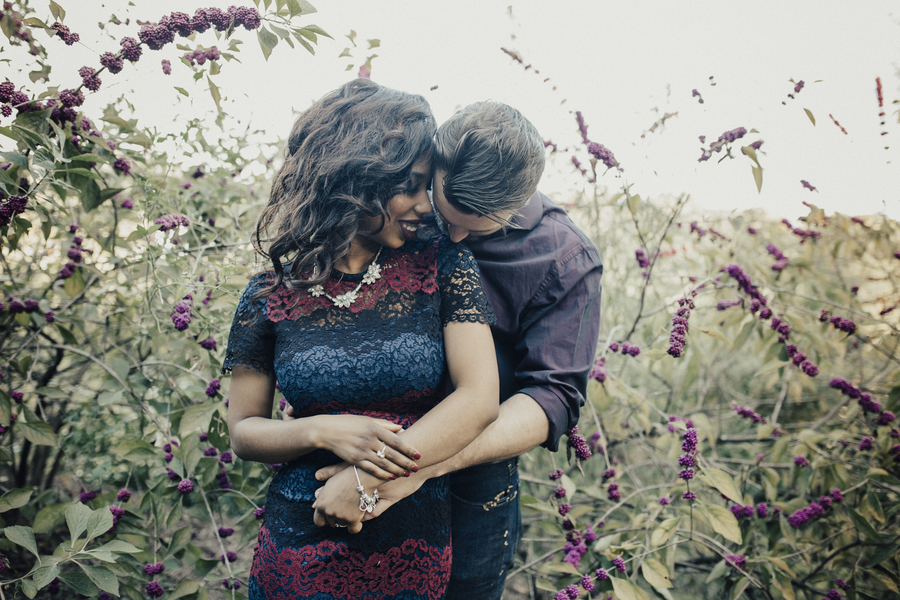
[446,458,522,600]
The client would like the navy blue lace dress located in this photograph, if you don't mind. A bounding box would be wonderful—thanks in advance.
[223,237,495,600]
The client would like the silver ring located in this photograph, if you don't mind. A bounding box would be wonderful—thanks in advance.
[375,445,386,459]
[334,522,348,528]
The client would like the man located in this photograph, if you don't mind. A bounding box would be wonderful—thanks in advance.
[314,101,602,599]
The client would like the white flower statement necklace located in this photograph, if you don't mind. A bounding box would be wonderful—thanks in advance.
[308,247,385,309]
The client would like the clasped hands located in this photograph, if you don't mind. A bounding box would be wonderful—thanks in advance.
[284,406,426,533]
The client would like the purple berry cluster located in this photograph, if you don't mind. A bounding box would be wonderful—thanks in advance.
[635,247,649,269]
[787,489,843,527]
[607,482,621,501]
[116,488,131,502]
[155,213,190,231]
[574,111,589,145]
[183,46,221,65]
[732,404,767,424]
[678,428,699,490]
[176,478,194,494]
[0,194,27,227]
[725,554,746,570]
[199,336,217,350]
[829,378,882,414]
[146,581,164,599]
[725,264,772,319]
[785,345,819,376]
[205,378,221,397]
[822,311,857,335]
[667,296,693,357]
[717,299,741,311]
[587,141,619,171]
[766,243,788,271]
[800,179,816,192]
[590,356,606,383]
[171,294,193,331]
[51,22,80,45]
[698,127,747,162]
[562,530,587,567]
[566,426,592,461]
[793,456,809,467]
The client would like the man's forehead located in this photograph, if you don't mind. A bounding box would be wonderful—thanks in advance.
[432,175,509,231]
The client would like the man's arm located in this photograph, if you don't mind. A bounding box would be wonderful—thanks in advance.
[424,393,546,477]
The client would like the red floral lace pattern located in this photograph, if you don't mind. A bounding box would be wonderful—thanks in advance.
[250,525,451,600]
[288,388,441,428]
[266,240,440,321]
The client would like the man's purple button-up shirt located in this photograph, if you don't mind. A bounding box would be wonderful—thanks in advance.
[465,191,603,451]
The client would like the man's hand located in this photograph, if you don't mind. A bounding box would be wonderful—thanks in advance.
[361,474,427,520]
[312,466,372,534]
[317,461,428,521]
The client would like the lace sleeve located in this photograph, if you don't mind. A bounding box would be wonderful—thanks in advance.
[437,237,497,327]
[222,273,276,374]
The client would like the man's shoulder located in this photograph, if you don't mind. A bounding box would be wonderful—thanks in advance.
[524,192,600,262]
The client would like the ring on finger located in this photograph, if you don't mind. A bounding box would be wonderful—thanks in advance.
[375,444,386,459]
[333,522,348,528]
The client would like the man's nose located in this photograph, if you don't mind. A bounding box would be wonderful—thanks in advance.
[448,224,469,243]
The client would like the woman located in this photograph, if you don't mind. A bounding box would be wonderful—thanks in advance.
[224,79,499,600]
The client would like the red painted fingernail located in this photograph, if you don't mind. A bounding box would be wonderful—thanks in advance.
[413,452,421,460]
[411,465,419,473]
[403,471,410,477]
[389,475,396,480]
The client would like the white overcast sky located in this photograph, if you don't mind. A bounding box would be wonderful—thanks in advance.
[5,0,900,219]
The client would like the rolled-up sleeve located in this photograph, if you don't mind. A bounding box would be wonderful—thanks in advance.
[514,247,602,451]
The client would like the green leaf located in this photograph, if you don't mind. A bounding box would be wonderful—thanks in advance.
[66,502,92,543]
[49,0,66,21]
[865,543,899,568]
[547,562,581,575]
[864,490,885,523]
[22,578,37,599]
[33,503,69,534]
[165,525,193,560]
[731,577,750,600]
[85,506,114,541]
[18,421,58,447]
[113,439,158,461]
[257,26,279,60]
[642,348,668,360]
[291,29,315,54]
[700,468,742,502]
[166,496,183,529]
[181,401,221,435]
[752,165,763,193]
[63,267,86,296]
[0,151,29,171]
[705,559,726,583]
[301,24,331,38]
[701,503,742,544]
[33,563,60,589]
[80,564,119,595]
[0,487,33,512]
[804,108,816,125]
[627,194,641,214]
[4,525,39,557]
[641,557,673,589]
[174,86,189,97]
[169,579,201,600]
[771,571,796,600]
[207,76,221,112]
[848,507,882,541]
[650,517,681,547]
[57,572,98,596]
[611,577,650,600]
[94,540,141,554]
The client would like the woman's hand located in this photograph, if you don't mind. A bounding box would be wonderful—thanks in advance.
[309,413,420,480]
[312,466,381,533]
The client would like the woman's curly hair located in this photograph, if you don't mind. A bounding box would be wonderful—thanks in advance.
[253,79,436,296]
